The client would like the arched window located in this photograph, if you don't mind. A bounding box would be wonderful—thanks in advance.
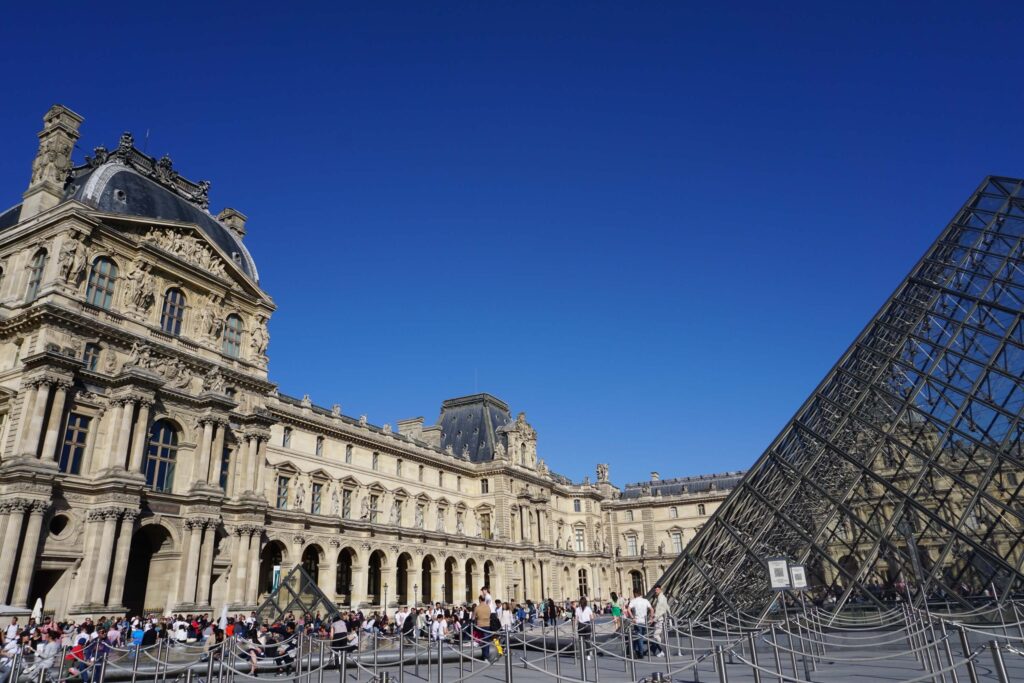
[222,314,243,357]
[160,288,187,336]
[85,257,118,309]
[698,503,706,516]
[144,420,178,492]
[577,568,589,597]
[26,249,48,300]
[669,506,678,518]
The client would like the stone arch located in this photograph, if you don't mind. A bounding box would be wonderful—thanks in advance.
[335,546,357,605]
[421,554,437,605]
[443,556,457,604]
[137,516,181,551]
[465,558,477,603]
[483,560,496,599]
[301,543,325,585]
[396,552,413,605]
[367,548,387,605]
[124,524,175,617]
[629,569,645,596]
[259,539,289,596]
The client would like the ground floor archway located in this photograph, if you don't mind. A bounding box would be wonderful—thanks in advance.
[124,525,175,616]
[258,540,287,597]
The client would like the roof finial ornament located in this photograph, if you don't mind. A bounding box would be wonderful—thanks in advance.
[115,132,134,161]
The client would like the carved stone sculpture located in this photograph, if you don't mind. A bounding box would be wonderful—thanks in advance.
[596,463,609,482]
[414,505,424,529]
[435,507,446,532]
[294,482,305,509]
[250,315,269,356]
[202,366,225,393]
[57,240,77,281]
[331,487,340,516]
[389,501,400,525]
[143,227,227,277]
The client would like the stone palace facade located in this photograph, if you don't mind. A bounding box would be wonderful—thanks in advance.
[0,105,738,619]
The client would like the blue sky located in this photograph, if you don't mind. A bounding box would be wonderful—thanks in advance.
[1,2,1022,485]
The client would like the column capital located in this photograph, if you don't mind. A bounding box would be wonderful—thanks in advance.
[186,516,220,530]
[0,499,34,514]
[87,506,129,522]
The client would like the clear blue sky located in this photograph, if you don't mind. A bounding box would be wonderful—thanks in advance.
[1,2,1021,486]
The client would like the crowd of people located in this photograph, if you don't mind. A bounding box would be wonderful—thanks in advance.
[0,585,671,681]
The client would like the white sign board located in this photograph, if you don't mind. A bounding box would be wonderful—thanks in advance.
[790,564,808,590]
[767,558,791,590]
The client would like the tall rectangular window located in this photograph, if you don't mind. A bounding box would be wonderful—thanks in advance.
[396,459,402,476]
[438,471,444,488]
[457,476,462,492]
[312,483,322,515]
[625,509,634,522]
[58,413,90,474]
[316,436,324,456]
[627,535,638,556]
[276,476,290,509]
[282,427,292,448]
[83,343,101,372]
[218,447,230,490]
[481,513,492,539]
[345,444,353,463]
[575,528,585,552]
[698,503,706,516]
[372,452,379,470]
[481,479,489,494]
[671,531,683,553]
[573,499,581,513]
[418,465,424,482]
[370,494,380,523]
[342,489,352,519]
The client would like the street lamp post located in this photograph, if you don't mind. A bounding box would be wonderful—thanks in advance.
[441,583,446,606]
[384,582,389,611]
[414,583,419,607]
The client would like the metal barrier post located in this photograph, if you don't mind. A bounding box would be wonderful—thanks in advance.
[989,641,1009,683]
[662,617,672,674]
[715,645,729,683]
[626,626,636,682]
[399,635,405,683]
[207,646,216,683]
[747,631,762,683]
[690,617,701,683]
[185,667,193,683]
[436,636,443,683]
[554,621,562,678]
[318,639,326,683]
[127,643,139,683]
[373,631,378,679]
[297,631,304,679]
[957,626,978,683]
[577,636,587,682]
[785,623,798,679]
[341,650,347,683]
[503,632,513,683]
[769,624,783,683]
[938,621,958,683]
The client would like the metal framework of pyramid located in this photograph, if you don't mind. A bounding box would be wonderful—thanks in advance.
[255,565,341,623]
[657,176,1024,618]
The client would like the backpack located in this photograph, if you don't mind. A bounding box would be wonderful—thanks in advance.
[488,612,500,632]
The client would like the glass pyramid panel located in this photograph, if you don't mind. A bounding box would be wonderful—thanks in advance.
[657,177,1024,618]
[255,564,341,624]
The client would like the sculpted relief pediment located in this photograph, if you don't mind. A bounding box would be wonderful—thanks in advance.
[141,226,230,279]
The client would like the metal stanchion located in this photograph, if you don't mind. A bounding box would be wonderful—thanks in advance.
[769,624,783,683]
[662,618,672,674]
[715,645,729,683]
[318,640,326,683]
[503,632,513,683]
[690,617,701,683]
[724,612,734,664]
[373,631,379,679]
[128,643,139,683]
[747,631,762,683]
[626,626,636,682]
[938,621,958,683]
[989,641,1009,683]
[554,621,562,678]
[436,637,443,683]
[185,667,193,683]
[957,626,978,683]
[399,635,405,683]
[341,650,348,683]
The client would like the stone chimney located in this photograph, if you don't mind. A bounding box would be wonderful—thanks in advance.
[650,471,660,481]
[22,105,83,220]
[397,417,425,441]
[218,207,247,239]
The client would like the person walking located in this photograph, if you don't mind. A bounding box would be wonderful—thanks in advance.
[473,596,493,661]
[627,589,653,658]
[650,584,668,657]
[574,597,594,661]
[610,592,623,632]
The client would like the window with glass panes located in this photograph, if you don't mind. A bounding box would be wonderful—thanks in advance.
[573,499,581,512]
[282,427,292,448]
[372,452,379,470]
[481,513,492,539]
[481,479,489,494]
[342,489,352,518]
[698,503,706,515]
[58,414,90,474]
[671,530,683,553]
[85,257,118,309]
[625,510,634,522]
[315,436,324,456]
[144,421,178,493]
[578,568,589,596]
[312,483,322,514]
[276,476,290,509]
[626,535,638,556]
[370,494,379,523]
[160,288,186,336]
[345,444,353,463]
[83,343,101,371]
[575,528,585,552]
[222,314,243,357]
[26,250,47,300]
[218,447,230,490]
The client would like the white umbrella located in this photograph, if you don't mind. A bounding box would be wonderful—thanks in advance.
[31,598,43,621]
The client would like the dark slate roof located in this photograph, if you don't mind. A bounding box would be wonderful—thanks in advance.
[437,394,512,462]
[621,470,745,499]
[64,164,258,281]
[0,204,20,231]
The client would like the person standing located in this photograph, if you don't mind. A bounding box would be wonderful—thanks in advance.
[610,592,623,632]
[473,596,492,660]
[650,584,668,657]
[574,597,594,661]
[627,589,653,658]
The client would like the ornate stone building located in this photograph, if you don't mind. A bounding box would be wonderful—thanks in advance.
[0,105,738,619]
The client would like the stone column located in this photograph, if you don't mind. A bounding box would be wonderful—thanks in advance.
[106,511,138,610]
[430,569,443,604]
[238,436,255,493]
[196,520,218,607]
[74,515,102,606]
[11,502,47,608]
[253,437,268,496]
[322,542,339,605]
[246,531,262,604]
[182,520,203,604]
[102,401,124,469]
[20,380,53,457]
[350,563,368,607]
[384,561,399,608]
[470,564,483,600]
[127,401,152,473]
[0,502,27,603]
[39,381,69,461]
[207,422,226,486]
[14,383,41,455]
[89,509,119,606]
[232,527,251,604]
[224,446,237,498]
[111,398,136,470]
[193,420,214,484]
[453,560,466,605]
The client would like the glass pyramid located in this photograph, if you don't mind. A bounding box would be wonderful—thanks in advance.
[255,564,341,624]
[658,177,1024,617]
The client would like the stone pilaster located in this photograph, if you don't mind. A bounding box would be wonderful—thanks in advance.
[87,507,120,606]
[181,519,204,605]
[195,519,218,607]
[127,400,152,473]
[106,511,138,610]
[0,501,29,603]
[11,501,49,607]
[38,380,71,462]
[231,526,252,605]
[245,529,264,604]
